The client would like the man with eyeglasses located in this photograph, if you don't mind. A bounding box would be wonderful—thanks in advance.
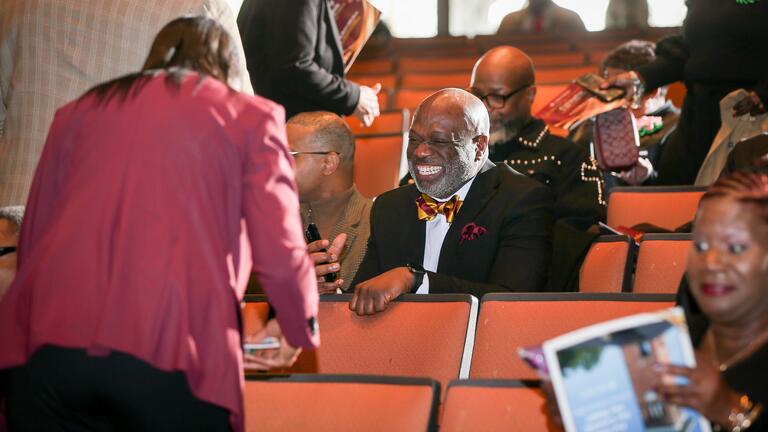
[470,46,603,221]
[348,88,553,316]
[0,206,23,300]
[287,111,372,293]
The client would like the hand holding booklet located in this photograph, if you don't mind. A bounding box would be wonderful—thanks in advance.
[520,308,711,432]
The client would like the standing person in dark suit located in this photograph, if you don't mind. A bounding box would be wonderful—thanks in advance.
[605,0,768,185]
[349,89,554,316]
[238,0,381,125]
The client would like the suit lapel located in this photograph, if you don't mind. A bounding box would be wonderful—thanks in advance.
[437,161,500,272]
[322,0,346,70]
[401,187,427,265]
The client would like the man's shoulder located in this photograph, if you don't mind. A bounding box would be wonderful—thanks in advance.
[372,184,419,211]
[540,133,589,160]
[493,163,550,194]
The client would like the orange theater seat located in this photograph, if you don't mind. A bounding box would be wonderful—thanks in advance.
[244,294,478,390]
[633,233,692,294]
[530,51,586,67]
[346,73,397,90]
[400,73,469,89]
[245,375,439,432]
[398,57,478,73]
[345,109,409,136]
[441,380,557,432]
[348,58,394,75]
[353,134,405,198]
[579,235,635,293]
[607,186,706,231]
[394,89,436,111]
[469,293,675,380]
[536,65,594,84]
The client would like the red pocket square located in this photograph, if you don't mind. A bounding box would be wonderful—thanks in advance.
[460,222,487,245]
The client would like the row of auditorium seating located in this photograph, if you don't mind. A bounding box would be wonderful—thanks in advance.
[243,293,675,389]
[580,233,692,294]
[347,28,685,114]
[245,375,551,431]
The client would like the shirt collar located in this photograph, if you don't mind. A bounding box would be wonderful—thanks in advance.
[429,174,476,203]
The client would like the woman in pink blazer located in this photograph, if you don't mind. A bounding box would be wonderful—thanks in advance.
[0,17,318,431]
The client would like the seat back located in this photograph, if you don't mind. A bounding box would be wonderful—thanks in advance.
[633,233,692,294]
[353,134,406,198]
[398,56,477,73]
[394,88,436,111]
[400,73,469,89]
[441,380,557,432]
[469,293,675,380]
[245,375,439,432]
[244,294,478,389]
[345,109,409,136]
[579,235,635,293]
[607,186,705,231]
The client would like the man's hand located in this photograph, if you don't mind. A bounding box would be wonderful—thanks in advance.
[353,83,381,127]
[733,91,767,117]
[243,318,302,371]
[308,233,347,294]
[601,71,644,105]
[348,267,414,316]
[617,157,653,185]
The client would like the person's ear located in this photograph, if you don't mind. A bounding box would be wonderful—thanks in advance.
[525,85,537,106]
[474,134,489,161]
[322,152,341,176]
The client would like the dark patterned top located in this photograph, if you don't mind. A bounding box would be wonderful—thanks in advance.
[491,118,604,221]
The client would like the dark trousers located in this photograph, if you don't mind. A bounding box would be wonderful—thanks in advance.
[656,83,741,185]
[5,346,230,432]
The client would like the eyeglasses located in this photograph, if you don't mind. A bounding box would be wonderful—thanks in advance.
[289,151,341,157]
[470,84,532,109]
[0,246,16,257]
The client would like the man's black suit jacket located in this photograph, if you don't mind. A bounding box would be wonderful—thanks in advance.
[237,0,360,118]
[351,161,555,298]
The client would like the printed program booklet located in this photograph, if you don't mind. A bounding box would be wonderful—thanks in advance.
[328,0,382,73]
[540,308,711,432]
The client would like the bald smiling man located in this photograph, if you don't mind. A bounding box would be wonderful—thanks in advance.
[348,89,554,316]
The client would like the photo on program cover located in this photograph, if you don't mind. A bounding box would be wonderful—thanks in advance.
[543,308,711,432]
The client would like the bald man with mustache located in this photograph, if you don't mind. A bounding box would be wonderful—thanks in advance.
[470,46,603,221]
[349,89,554,316]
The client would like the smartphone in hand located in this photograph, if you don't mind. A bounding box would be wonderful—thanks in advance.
[243,336,281,355]
[305,223,338,283]
[575,73,625,103]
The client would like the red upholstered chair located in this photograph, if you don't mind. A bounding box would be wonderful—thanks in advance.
[400,73,469,89]
[469,293,675,380]
[607,186,706,231]
[579,235,635,293]
[398,56,478,73]
[244,294,478,391]
[345,109,409,136]
[441,379,558,432]
[353,134,405,198]
[633,233,692,294]
[244,375,439,432]
[394,88,436,111]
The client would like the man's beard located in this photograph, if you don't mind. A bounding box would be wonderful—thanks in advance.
[409,147,476,200]
[489,118,522,147]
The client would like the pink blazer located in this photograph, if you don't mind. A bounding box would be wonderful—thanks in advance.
[0,72,319,431]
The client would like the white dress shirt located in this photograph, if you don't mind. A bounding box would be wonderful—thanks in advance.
[415,176,476,294]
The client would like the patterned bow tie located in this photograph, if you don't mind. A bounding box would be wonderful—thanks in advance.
[416,193,463,223]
